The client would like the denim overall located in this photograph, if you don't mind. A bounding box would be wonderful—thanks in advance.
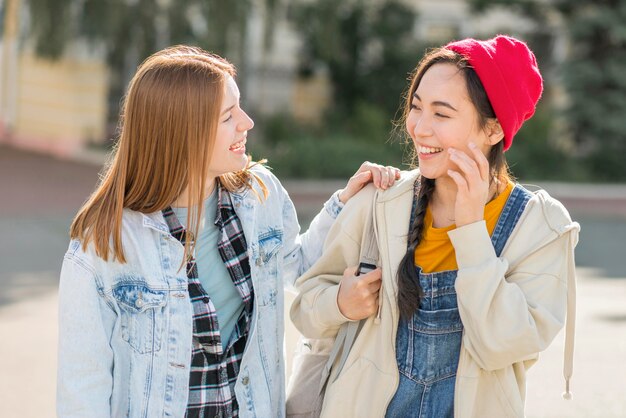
[386,184,532,418]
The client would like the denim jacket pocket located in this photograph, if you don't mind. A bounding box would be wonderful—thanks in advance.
[257,230,283,265]
[256,230,283,307]
[112,283,167,354]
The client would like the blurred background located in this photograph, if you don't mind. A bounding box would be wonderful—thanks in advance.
[0,0,625,416]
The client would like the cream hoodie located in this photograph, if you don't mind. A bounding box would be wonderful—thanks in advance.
[291,169,580,418]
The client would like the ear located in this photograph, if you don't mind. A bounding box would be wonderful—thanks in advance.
[486,119,504,145]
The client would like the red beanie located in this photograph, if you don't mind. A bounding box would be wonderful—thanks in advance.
[445,35,543,151]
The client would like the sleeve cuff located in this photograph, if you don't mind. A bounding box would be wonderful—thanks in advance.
[315,282,355,327]
[324,190,345,219]
[448,220,496,269]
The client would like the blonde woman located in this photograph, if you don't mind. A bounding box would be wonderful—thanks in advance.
[291,35,579,417]
[57,46,398,418]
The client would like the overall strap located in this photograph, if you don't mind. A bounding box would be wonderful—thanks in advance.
[490,184,533,257]
[489,183,577,399]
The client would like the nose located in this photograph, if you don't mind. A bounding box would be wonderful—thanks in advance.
[408,113,432,139]
[238,109,254,131]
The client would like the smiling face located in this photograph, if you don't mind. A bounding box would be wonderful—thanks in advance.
[406,63,499,180]
[207,75,254,179]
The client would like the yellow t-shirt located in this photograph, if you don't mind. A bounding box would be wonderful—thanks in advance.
[413,181,514,273]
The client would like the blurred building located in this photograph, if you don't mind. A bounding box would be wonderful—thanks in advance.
[0,0,549,158]
[0,0,109,158]
[247,0,542,120]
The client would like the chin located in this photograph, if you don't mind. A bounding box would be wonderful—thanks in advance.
[233,157,249,172]
[417,166,436,180]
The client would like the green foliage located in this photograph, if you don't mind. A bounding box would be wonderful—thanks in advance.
[27,0,73,59]
[348,102,393,144]
[291,0,421,117]
[555,0,626,181]
[505,105,586,181]
[469,0,551,25]
[248,130,406,179]
[250,111,407,179]
[270,0,423,178]
[27,0,259,61]
[468,0,626,181]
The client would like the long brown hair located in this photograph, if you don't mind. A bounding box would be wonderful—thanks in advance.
[396,48,512,319]
[71,45,266,263]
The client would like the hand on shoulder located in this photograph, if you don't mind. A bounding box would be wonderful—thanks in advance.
[338,162,401,204]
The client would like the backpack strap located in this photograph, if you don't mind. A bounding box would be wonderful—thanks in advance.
[320,196,380,390]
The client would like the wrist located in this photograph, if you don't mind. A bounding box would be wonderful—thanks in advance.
[455,209,484,227]
[336,283,357,321]
[324,190,345,219]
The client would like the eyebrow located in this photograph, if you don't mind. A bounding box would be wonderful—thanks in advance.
[413,93,458,112]
[220,104,235,116]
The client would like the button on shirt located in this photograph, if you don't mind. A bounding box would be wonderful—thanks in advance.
[163,182,254,418]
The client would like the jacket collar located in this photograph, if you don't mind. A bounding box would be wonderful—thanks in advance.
[138,179,261,236]
[141,211,170,235]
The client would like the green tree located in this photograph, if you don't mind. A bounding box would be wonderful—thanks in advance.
[555,0,626,180]
[469,0,558,71]
[245,0,423,178]
[469,0,626,181]
[26,0,281,136]
[291,0,420,118]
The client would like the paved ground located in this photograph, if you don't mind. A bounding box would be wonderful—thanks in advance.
[1,145,625,417]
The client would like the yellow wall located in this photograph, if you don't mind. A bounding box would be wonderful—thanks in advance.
[291,73,331,125]
[12,52,109,157]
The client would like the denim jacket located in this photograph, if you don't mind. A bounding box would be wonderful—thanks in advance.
[57,165,342,418]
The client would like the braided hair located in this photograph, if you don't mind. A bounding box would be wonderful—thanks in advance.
[396,49,511,320]
[397,176,434,319]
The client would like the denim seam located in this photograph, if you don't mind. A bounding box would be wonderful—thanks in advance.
[64,254,116,311]
[408,327,463,335]
[399,368,458,386]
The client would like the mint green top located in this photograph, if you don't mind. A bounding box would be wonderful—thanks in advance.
[171,189,244,348]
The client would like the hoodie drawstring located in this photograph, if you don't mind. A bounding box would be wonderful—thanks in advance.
[562,230,578,400]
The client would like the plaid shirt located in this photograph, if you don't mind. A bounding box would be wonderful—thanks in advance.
[163,183,254,418]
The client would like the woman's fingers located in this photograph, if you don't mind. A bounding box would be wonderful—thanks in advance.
[368,164,383,189]
[350,171,373,189]
[368,279,382,293]
[338,267,381,320]
[448,148,480,181]
[338,162,401,203]
[388,166,401,184]
[359,267,382,283]
[448,144,491,227]
[339,167,373,203]
[358,162,400,190]
[468,142,490,181]
[343,266,359,277]
[447,169,468,193]
[379,167,389,189]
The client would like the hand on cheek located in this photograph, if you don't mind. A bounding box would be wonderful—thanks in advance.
[447,142,491,227]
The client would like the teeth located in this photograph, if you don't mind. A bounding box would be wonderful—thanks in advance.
[230,138,246,150]
[419,146,443,154]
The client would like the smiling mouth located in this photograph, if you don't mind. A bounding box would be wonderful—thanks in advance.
[229,138,247,152]
[418,145,444,154]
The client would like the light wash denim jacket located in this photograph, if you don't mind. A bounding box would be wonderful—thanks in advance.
[57,165,343,418]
